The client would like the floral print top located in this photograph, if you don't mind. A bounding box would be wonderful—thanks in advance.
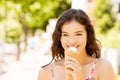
[85,61,96,80]
[51,60,97,80]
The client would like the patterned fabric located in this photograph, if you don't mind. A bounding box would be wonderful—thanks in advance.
[51,60,97,80]
[85,61,96,80]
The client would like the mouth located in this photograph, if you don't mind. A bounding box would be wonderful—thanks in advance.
[67,45,79,49]
[68,46,77,52]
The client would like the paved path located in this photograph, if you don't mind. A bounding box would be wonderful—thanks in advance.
[0,51,52,80]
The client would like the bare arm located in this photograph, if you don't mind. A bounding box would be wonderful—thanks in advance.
[38,68,51,80]
[98,60,115,80]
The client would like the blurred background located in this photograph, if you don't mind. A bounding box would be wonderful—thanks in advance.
[0,0,120,80]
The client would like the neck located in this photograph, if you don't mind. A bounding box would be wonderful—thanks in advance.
[77,50,91,65]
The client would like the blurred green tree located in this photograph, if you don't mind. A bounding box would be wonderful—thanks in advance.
[0,19,23,60]
[93,0,116,34]
[0,0,71,60]
[92,0,120,48]
[13,0,71,32]
[13,0,71,52]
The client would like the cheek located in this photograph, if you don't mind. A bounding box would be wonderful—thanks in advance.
[81,37,87,45]
[60,38,67,49]
[77,36,87,46]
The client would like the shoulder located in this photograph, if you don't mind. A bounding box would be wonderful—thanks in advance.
[38,59,64,80]
[96,58,115,80]
[96,58,113,67]
[38,64,52,80]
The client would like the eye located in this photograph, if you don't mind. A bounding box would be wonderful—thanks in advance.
[62,33,68,36]
[76,33,82,36]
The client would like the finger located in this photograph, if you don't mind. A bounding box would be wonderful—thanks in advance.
[65,56,80,66]
[65,68,73,75]
[65,60,78,69]
[65,63,82,73]
[65,63,77,70]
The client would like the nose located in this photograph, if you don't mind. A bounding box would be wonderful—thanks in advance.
[68,37,76,44]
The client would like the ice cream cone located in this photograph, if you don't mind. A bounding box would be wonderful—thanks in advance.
[66,73,72,80]
[65,47,79,80]
[66,47,79,61]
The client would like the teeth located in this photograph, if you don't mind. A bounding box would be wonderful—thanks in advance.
[68,47,77,52]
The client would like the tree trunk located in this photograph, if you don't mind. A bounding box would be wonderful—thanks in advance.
[16,42,20,61]
[19,13,29,53]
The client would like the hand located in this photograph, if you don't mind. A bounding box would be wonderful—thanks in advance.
[65,55,84,80]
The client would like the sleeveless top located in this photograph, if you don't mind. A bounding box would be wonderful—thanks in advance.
[50,60,97,80]
[84,61,96,80]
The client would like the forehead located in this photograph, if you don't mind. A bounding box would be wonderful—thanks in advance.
[61,20,86,32]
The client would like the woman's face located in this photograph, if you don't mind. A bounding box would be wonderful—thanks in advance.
[60,20,87,54]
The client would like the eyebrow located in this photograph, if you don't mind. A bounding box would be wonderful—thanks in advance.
[75,31,83,33]
[62,31,83,33]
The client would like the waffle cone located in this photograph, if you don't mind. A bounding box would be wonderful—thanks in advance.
[66,51,79,59]
[65,47,79,80]
[66,73,72,80]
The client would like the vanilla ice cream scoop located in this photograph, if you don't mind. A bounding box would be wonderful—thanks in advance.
[68,46,77,52]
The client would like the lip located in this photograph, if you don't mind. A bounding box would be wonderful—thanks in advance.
[67,45,79,48]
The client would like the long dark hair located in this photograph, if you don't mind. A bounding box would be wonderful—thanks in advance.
[43,9,101,67]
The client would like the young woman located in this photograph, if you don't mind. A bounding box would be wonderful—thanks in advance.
[38,9,115,80]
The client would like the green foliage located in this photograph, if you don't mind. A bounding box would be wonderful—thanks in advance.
[92,0,120,48]
[0,25,3,39]
[96,20,120,48]
[93,0,116,34]
[0,0,71,43]
[0,19,23,43]
[13,0,71,32]
[0,1,6,21]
